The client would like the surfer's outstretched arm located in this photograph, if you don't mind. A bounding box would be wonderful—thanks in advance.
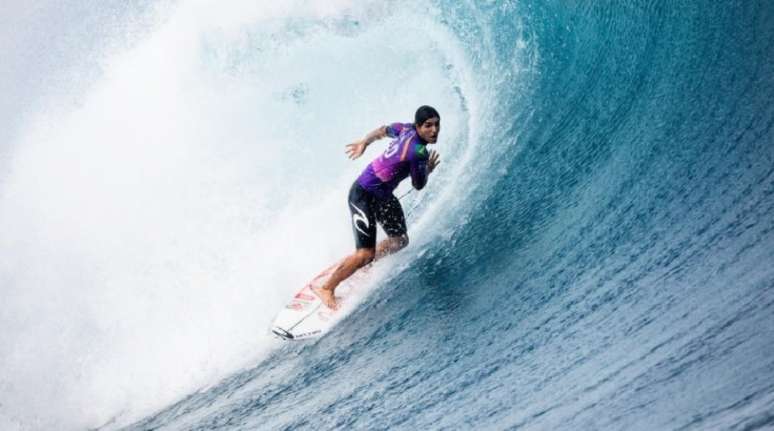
[345,126,389,159]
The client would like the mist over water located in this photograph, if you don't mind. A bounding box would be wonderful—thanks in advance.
[3,1,774,430]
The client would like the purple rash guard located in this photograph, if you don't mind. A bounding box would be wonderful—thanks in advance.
[356,122,430,199]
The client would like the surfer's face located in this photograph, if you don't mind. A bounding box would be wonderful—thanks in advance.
[417,117,440,144]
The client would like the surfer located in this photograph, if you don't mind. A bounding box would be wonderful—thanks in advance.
[313,106,441,309]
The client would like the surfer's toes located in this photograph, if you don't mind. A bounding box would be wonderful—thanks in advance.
[324,295,339,310]
[312,287,338,310]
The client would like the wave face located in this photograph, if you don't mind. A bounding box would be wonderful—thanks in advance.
[2,1,773,430]
[125,1,774,429]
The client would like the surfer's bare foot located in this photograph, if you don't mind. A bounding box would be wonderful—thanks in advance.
[312,287,338,310]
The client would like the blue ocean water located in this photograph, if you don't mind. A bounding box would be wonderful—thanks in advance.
[117,2,774,430]
[2,1,772,430]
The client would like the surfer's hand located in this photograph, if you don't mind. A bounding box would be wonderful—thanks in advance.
[346,140,367,160]
[428,150,441,173]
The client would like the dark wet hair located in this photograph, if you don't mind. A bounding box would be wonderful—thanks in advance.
[414,105,440,126]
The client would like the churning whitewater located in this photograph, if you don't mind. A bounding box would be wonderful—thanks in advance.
[1,1,773,430]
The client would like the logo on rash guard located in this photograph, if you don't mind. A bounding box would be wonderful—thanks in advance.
[416,145,428,158]
[350,202,370,236]
[384,140,400,158]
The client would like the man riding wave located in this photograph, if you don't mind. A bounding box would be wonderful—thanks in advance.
[313,105,442,309]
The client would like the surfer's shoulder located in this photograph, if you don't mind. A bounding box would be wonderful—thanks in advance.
[406,138,429,161]
[386,122,413,138]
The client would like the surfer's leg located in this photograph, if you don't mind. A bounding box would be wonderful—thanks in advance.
[374,194,408,259]
[314,183,378,309]
[348,182,377,249]
[375,235,408,259]
[315,248,374,309]
[327,249,375,287]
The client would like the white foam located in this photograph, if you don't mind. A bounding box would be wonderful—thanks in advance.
[0,1,482,429]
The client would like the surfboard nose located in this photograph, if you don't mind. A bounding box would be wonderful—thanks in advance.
[271,327,294,340]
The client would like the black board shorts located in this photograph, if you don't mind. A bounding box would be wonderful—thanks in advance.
[348,182,407,249]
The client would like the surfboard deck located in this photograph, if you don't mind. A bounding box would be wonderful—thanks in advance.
[271,260,363,341]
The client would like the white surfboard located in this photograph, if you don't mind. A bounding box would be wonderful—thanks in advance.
[271,260,365,341]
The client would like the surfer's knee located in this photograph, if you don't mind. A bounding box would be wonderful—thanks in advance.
[394,234,409,250]
[355,248,375,266]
